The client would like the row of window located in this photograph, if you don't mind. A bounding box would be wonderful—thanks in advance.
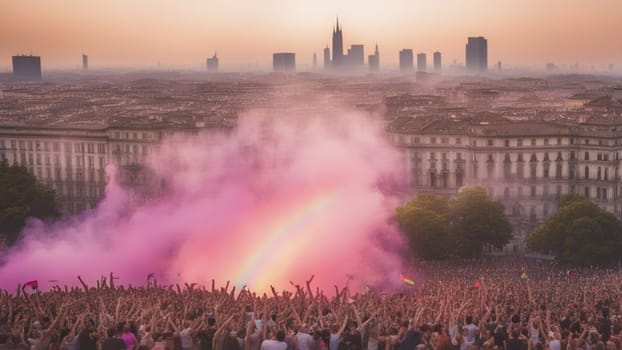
[112,131,153,140]
[398,134,620,147]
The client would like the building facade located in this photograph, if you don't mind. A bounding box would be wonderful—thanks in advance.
[417,53,427,72]
[466,37,488,72]
[12,55,42,81]
[399,49,414,72]
[433,52,442,72]
[272,53,296,72]
[388,117,622,254]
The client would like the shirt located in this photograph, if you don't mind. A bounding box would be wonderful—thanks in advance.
[261,340,288,350]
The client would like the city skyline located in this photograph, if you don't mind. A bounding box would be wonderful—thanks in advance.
[1,0,622,71]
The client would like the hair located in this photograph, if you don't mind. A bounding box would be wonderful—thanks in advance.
[276,330,286,342]
[466,316,473,324]
[107,328,117,338]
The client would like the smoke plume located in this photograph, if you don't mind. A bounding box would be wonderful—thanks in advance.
[0,109,407,293]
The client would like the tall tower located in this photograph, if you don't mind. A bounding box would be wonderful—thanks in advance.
[313,53,318,68]
[368,44,380,71]
[331,18,343,67]
[466,37,487,72]
[433,51,441,72]
[323,46,331,69]
[82,54,88,70]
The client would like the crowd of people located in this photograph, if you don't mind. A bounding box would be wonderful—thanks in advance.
[1,260,621,350]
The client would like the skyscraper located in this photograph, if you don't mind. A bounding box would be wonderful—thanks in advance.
[12,55,42,81]
[417,53,427,72]
[332,18,343,67]
[207,52,219,71]
[273,52,296,72]
[433,51,441,71]
[466,36,488,72]
[82,54,88,70]
[323,46,331,69]
[313,53,318,68]
[399,49,414,71]
[368,45,379,72]
[346,44,364,66]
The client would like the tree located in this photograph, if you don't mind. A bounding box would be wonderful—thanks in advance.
[395,187,512,260]
[527,194,622,266]
[0,161,60,245]
[450,187,513,258]
[395,195,451,260]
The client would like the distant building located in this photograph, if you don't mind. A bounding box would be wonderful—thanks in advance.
[207,53,219,72]
[323,47,331,69]
[399,49,414,71]
[332,18,344,67]
[417,53,427,72]
[433,51,441,72]
[546,63,557,72]
[465,37,487,72]
[368,45,379,72]
[313,53,318,68]
[82,54,88,70]
[12,55,42,81]
[273,52,296,72]
[497,61,502,70]
[346,44,365,66]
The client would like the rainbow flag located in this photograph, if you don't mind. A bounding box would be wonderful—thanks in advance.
[24,280,38,290]
[400,274,415,286]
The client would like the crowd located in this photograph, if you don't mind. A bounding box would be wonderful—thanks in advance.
[1,260,621,350]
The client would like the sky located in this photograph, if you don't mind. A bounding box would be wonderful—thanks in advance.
[1,0,621,71]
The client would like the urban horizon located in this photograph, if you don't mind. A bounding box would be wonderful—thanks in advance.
[1,0,622,72]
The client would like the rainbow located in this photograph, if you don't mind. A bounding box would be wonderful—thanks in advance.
[234,189,342,289]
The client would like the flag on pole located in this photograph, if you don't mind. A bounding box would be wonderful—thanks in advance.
[147,273,155,281]
[24,280,38,290]
[473,281,482,289]
[400,274,415,286]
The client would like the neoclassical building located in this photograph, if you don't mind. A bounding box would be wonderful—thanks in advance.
[0,125,222,215]
[388,115,622,253]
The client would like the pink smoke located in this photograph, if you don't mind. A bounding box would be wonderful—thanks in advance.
[0,110,407,293]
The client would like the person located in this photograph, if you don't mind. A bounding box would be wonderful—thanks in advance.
[120,323,137,350]
[261,330,288,350]
[102,328,127,350]
[180,321,194,350]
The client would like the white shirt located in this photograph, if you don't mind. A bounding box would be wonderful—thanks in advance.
[297,332,313,350]
[180,328,193,349]
[261,340,288,350]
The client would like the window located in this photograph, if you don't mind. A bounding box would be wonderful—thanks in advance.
[531,186,536,198]
[556,184,562,198]
[456,172,464,187]
[584,186,590,197]
[504,140,510,147]
[584,166,589,179]
[456,153,463,160]
[431,137,436,144]
[597,167,602,180]
[530,165,537,178]
[597,153,602,161]
[414,137,420,144]
[584,152,590,161]
[504,187,510,199]
[570,151,576,160]
[570,138,575,145]
[430,152,436,160]
[455,138,462,145]
[543,153,550,161]
[543,166,549,178]
[557,138,562,145]
[517,139,523,146]
[603,188,607,200]
[441,137,448,144]
[544,138,549,145]
[531,138,536,146]
[584,139,589,145]
[487,139,493,146]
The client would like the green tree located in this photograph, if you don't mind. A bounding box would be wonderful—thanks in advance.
[395,187,512,260]
[0,161,60,245]
[450,187,513,258]
[527,194,622,266]
[395,195,451,259]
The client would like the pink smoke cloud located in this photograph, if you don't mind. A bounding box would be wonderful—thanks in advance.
[0,110,408,293]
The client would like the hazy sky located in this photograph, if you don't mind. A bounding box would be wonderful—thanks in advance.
[1,0,621,71]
